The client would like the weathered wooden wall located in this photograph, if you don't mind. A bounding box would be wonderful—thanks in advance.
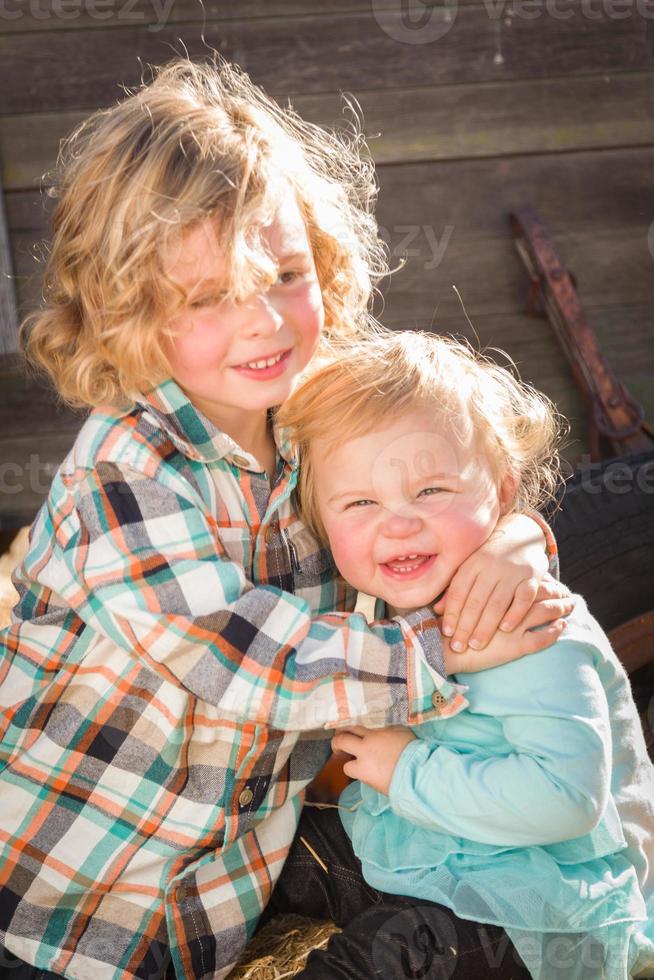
[1,2,653,526]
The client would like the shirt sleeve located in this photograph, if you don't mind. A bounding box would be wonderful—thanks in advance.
[526,508,559,580]
[388,630,611,846]
[50,460,465,732]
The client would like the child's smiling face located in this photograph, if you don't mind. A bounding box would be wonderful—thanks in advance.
[162,187,324,433]
[313,407,513,613]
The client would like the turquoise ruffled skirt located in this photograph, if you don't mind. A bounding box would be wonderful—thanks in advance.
[339,782,654,979]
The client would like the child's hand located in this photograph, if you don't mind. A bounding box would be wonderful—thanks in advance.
[440,599,570,674]
[433,513,566,652]
[331,725,416,796]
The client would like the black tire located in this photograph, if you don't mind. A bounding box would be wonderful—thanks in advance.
[544,451,654,759]
[544,450,654,633]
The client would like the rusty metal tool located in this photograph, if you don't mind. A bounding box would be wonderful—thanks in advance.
[509,207,654,460]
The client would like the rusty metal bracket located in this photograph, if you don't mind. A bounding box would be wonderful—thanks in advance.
[510,207,654,460]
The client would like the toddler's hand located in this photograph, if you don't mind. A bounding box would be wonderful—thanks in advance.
[331,725,416,796]
[441,598,571,674]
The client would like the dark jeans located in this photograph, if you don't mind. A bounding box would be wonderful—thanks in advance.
[261,805,531,979]
[0,947,67,979]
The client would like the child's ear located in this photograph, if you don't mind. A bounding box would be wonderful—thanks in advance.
[498,470,519,515]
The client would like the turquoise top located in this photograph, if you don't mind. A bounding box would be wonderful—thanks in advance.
[339,597,654,979]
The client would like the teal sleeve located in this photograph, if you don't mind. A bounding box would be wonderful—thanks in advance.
[388,636,611,846]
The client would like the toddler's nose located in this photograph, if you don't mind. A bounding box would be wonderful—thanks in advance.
[383,512,423,538]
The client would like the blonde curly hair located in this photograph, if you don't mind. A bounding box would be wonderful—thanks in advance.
[276,330,565,542]
[20,57,387,410]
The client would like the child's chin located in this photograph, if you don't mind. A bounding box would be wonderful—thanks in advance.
[382,586,439,612]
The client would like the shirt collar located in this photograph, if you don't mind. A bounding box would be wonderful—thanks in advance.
[136,377,298,470]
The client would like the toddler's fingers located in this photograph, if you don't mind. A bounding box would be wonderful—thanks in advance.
[448,576,497,652]
[534,577,571,602]
[546,596,575,621]
[331,732,362,756]
[522,619,567,655]
[523,597,575,631]
[498,576,540,633]
[466,583,516,650]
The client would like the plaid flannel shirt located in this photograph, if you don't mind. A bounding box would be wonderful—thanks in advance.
[0,378,472,980]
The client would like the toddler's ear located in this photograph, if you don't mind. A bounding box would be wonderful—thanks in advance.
[498,470,519,515]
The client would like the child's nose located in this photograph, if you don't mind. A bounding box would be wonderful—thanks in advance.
[382,512,423,538]
[243,294,284,337]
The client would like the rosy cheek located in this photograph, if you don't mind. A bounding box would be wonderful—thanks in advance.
[325,524,354,562]
[327,517,375,585]
[302,283,325,328]
[175,321,228,368]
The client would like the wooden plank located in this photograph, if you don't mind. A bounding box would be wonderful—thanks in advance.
[0,178,19,355]
[0,431,80,528]
[0,0,422,34]
[4,71,654,192]
[0,357,85,436]
[1,5,652,113]
[370,147,654,323]
[0,358,85,527]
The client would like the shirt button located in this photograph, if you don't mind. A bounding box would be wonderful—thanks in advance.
[232,454,249,468]
[177,885,186,902]
[238,788,254,807]
[432,691,448,708]
[265,524,279,542]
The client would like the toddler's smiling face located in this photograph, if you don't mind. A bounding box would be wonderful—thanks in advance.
[313,407,513,613]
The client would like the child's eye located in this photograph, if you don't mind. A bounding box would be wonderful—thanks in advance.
[419,487,446,497]
[189,293,225,309]
[276,269,307,286]
[345,499,375,509]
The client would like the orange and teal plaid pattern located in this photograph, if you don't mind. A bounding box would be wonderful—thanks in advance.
[0,378,466,980]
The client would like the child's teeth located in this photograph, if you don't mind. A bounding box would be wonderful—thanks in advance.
[387,554,428,573]
[244,352,284,369]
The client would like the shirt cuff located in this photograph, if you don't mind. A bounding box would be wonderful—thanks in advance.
[526,509,559,580]
[395,607,468,724]
[387,735,430,819]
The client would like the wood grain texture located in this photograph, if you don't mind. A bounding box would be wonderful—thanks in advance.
[4,72,654,191]
[2,5,653,113]
[0,179,19,355]
[0,0,426,34]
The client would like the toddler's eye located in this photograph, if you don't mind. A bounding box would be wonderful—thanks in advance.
[345,499,375,509]
[419,487,445,497]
